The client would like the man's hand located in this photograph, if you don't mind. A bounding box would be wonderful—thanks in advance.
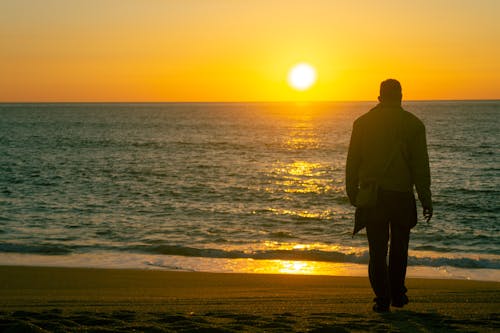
[423,207,433,223]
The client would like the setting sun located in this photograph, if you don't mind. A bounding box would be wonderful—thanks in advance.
[288,63,317,91]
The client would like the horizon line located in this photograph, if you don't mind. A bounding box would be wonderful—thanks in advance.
[1,98,499,104]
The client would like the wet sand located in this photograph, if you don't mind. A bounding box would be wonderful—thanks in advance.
[0,265,499,332]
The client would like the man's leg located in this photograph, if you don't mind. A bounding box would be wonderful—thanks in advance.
[366,209,390,309]
[389,220,410,306]
[388,192,413,307]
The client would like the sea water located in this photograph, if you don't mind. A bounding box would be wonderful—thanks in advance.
[0,101,498,281]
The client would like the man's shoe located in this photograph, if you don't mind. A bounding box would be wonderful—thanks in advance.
[391,294,409,308]
[372,303,390,313]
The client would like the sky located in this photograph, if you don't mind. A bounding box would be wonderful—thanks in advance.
[1,0,499,102]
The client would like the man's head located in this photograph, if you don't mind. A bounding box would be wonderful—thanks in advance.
[378,79,402,104]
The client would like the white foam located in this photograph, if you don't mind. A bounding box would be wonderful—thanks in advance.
[1,252,498,282]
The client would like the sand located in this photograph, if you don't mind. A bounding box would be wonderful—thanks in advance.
[0,265,498,332]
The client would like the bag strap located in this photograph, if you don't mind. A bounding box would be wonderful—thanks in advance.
[380,110,404,177]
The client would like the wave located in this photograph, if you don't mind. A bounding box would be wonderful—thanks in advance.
[0,243,72,255]
[1,242,498,270]
[127,245,500,270]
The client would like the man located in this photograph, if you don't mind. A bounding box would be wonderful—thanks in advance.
[345,79,433,312]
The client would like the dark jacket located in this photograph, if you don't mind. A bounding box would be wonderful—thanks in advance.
[346,103,432,233]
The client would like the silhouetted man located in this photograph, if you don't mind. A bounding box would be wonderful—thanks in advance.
[346,79,432,312]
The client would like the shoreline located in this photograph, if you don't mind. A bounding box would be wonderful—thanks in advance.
[1,265,499,332]
[1,251,499,283]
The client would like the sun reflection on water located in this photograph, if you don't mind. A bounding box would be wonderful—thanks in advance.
[277,260,317,274]
[269,161,332,194]
[285,136,319,150]
[266,207,332,219]
[221,258,366,276]
[279,161,322,177]
[240,107,357,277]
[261,241,338,252]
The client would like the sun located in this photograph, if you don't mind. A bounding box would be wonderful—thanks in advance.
[288,63,317,91]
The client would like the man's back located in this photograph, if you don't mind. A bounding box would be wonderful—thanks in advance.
[346,103,432,211]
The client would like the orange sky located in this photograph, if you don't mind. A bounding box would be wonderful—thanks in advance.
[1,0,499,102]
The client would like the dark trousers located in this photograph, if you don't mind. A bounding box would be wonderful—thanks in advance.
[365,190,416,305]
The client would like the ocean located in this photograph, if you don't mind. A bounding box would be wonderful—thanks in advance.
[0,101,498,281]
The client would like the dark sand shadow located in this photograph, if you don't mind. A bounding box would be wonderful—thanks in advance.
[308,310,499,333]
[386,310,499,333]
[1,308,498,332]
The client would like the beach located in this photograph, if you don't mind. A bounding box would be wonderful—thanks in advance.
[1,266,498,332]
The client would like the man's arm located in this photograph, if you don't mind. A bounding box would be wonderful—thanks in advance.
[346,121,362,206]
[409,123,433,220]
